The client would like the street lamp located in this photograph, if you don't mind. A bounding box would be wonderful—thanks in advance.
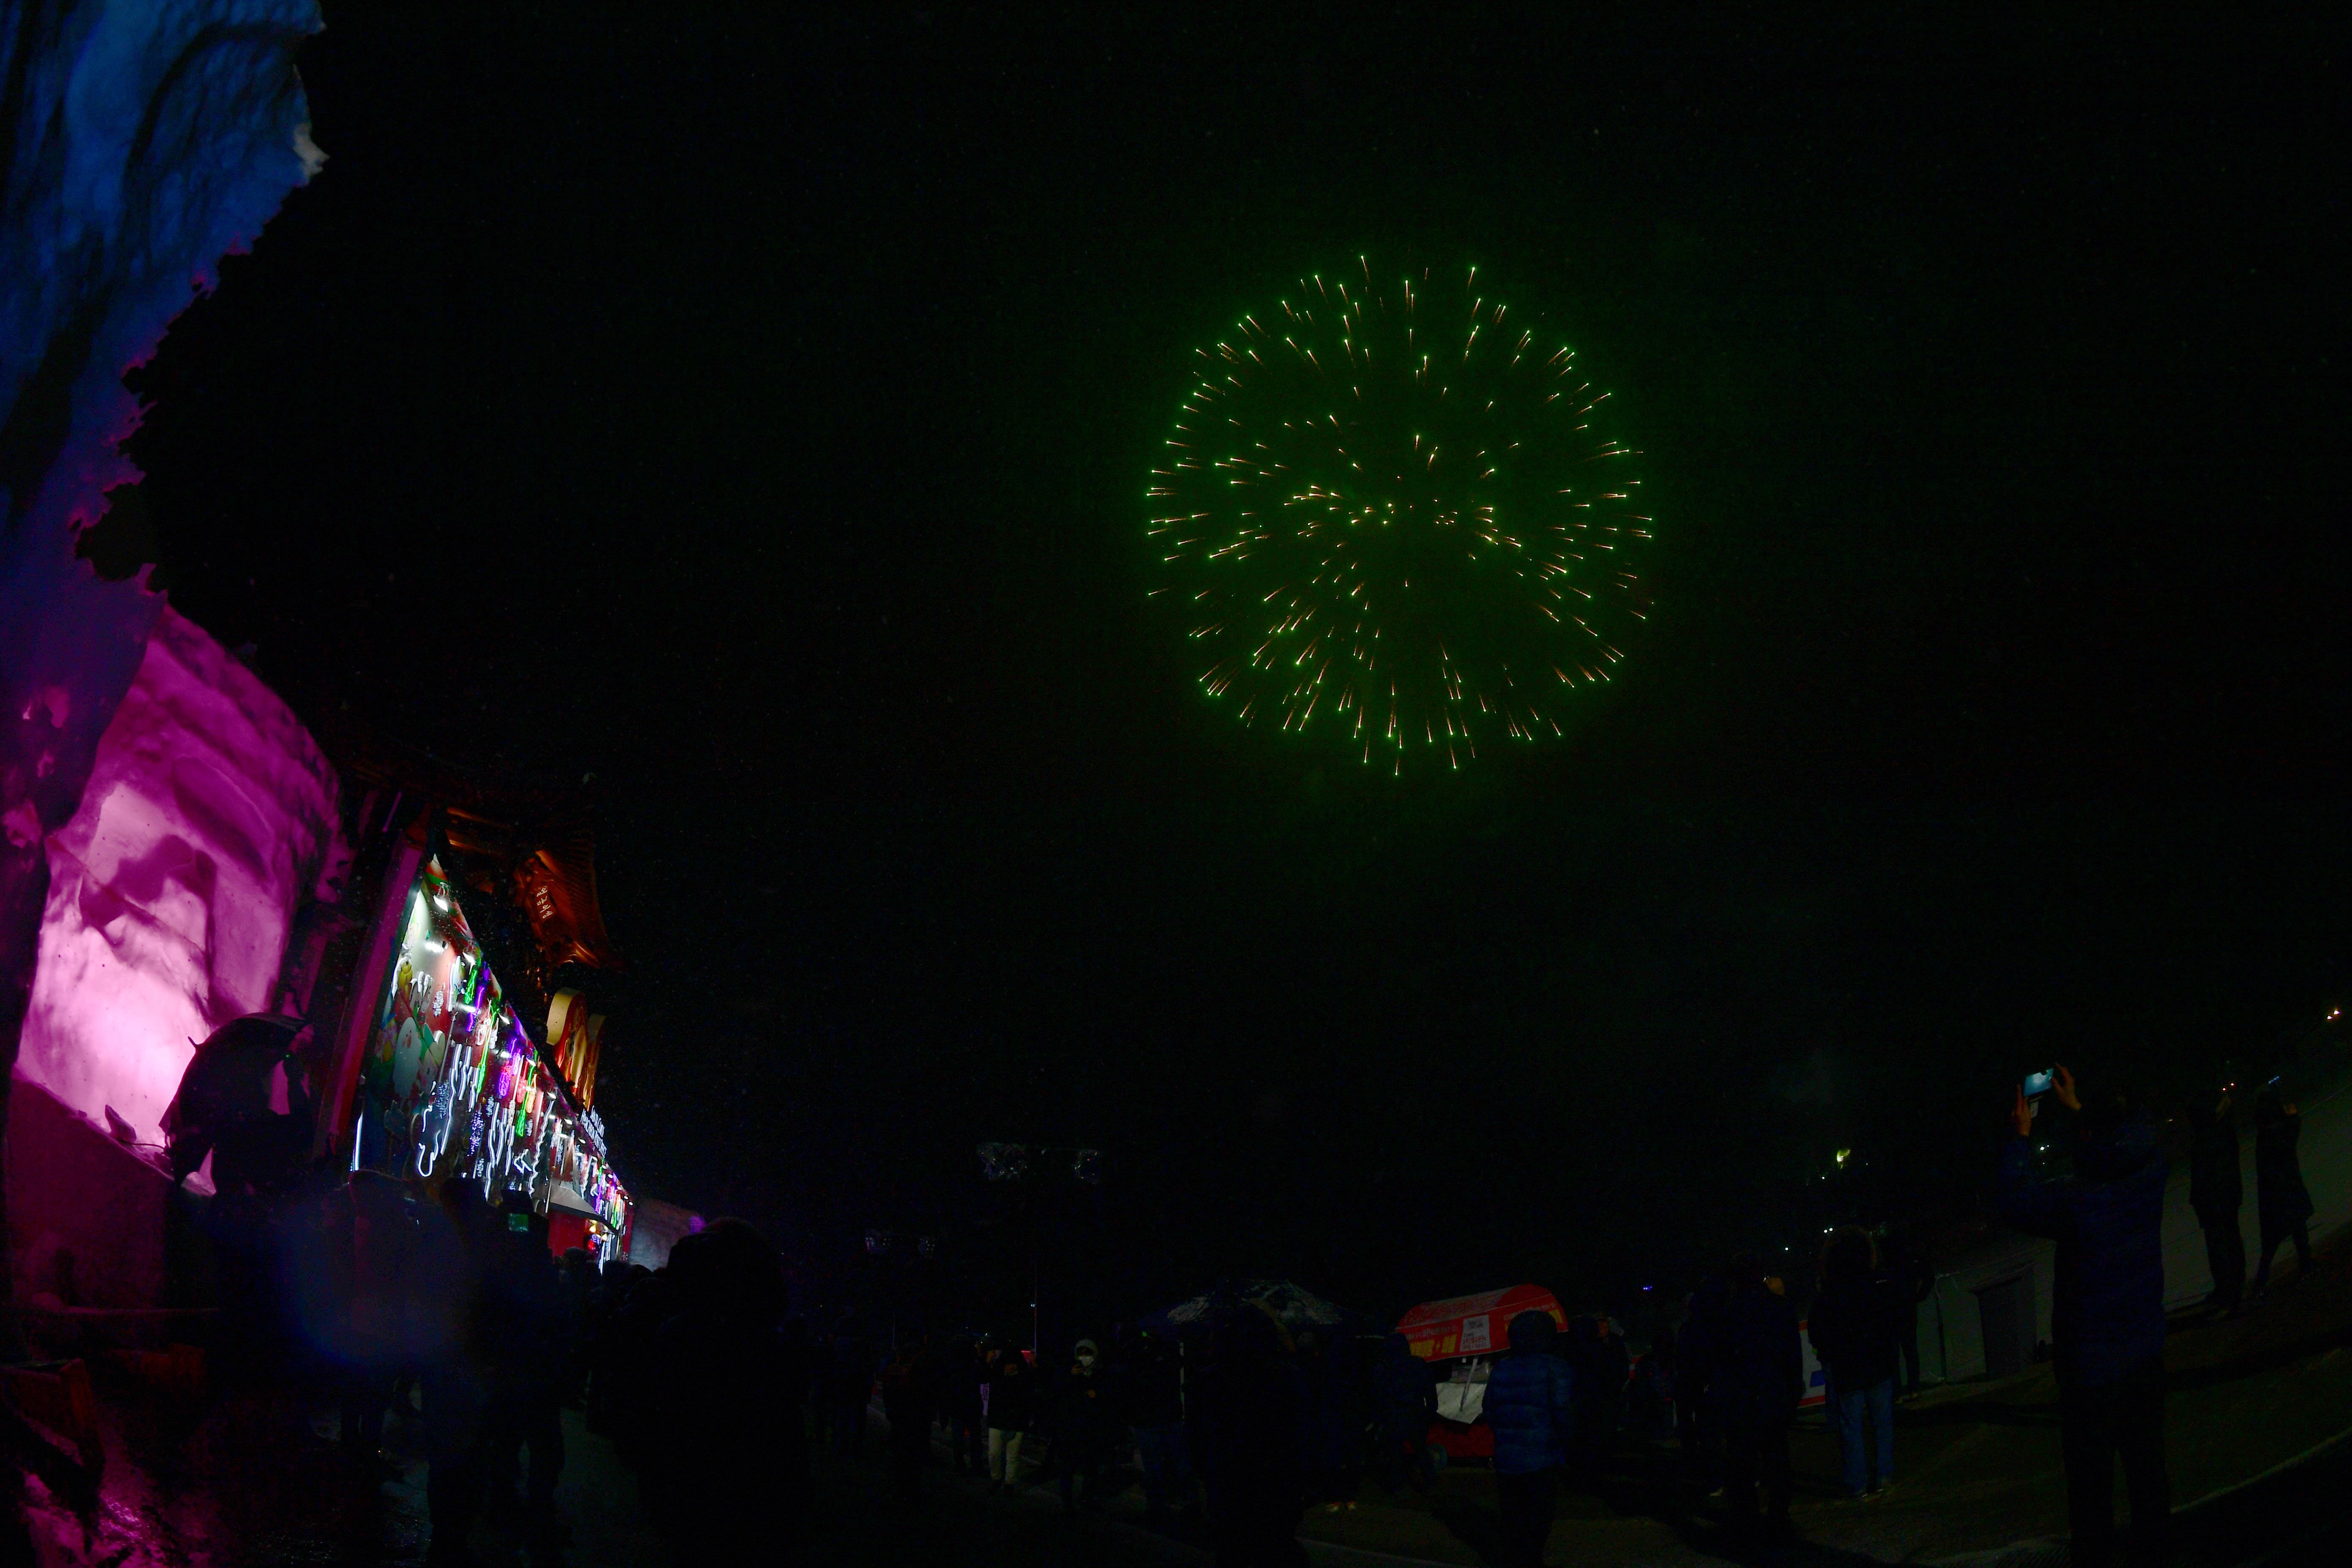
[978,1141,1105,1357]
[977,1142,1032,1181]
[977,1143,1101,1183]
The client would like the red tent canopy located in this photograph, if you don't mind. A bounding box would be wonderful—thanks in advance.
[1396,1284,1566,1361]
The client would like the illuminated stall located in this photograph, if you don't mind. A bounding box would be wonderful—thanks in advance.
[348,854,629,1259]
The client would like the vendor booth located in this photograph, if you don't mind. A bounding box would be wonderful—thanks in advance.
[344,854,629,1260]
[1396,1284,1567,1461]
[1401,1283,1827,1462]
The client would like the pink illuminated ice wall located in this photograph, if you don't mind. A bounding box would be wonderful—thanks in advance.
[6,607,346,1308]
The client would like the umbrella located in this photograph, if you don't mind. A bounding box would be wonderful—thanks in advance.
[163,1013,316,1191]
[1139,1278,1371,1339]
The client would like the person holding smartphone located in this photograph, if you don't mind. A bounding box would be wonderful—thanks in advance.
[2187,1086,2245,1314]
[2252,1087,2315,1295]
[1996,1066,2171,1568]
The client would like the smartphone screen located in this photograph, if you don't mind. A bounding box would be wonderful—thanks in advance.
[2022,1069,2055,1100]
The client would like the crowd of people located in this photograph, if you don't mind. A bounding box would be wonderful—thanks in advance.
[299,1179,806,1565]
[936,1307,1682,1566]
[221,1057,2319,1568]
[1995,1067,2315,1568]
[303,1186,1469,1567]
[849,1315,1431,1564]
[1462,1251,1845,1565]
[861,1328,1190,1514]
[1543,1064,2321,1568]
[2188,1081,2318,1315]
[808,1289,1800,1568]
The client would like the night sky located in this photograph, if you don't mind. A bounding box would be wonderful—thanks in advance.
[91,9,2350,1329]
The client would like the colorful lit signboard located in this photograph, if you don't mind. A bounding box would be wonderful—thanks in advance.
[352,858,629,1256]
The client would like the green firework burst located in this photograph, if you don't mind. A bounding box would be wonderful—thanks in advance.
[1148,260,1652,772]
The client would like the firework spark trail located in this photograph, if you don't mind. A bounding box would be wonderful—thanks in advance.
[1147,261,1652,773]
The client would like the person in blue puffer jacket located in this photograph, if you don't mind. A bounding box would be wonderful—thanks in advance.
[1996,1066,2170,1568]
[1481,1309,1576,1568]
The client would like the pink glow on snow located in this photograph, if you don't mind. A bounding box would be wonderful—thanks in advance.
[13,608,346,1149]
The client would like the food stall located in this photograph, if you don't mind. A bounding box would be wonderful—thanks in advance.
[1396,1284,1568,1461]
[347,854,630,1259]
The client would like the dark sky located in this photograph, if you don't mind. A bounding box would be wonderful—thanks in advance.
[100,8,2350,1325]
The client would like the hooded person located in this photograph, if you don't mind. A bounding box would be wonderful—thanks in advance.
[1370,1333,1438,1494]
[1998,1068,2170,1568]
[828,1312,877,1458]
[1053,1337,1115,1513]
[1561,1315,1626,1484]
[414,1179,501,1567]
[985,1342,1038,1489]
[1893,1235,1938,1396]
[879,1337,937,1507]
[646,1219,804,1557]
[319,1168,414,1467]
[1676,1271,1730,1492]
[1190,1307,1308,1568]
[596,1265,677,1474]
[1808,1228,1901,1499]
[1295,1327,1365,1508]
[1481,1309,1576,1568]
[479,1218,577,1535]
[942,1336,986,1475]
[1625,1320,1675,1442]
[1117,1326,1193,1514]
[1715,1256,1803,1546]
